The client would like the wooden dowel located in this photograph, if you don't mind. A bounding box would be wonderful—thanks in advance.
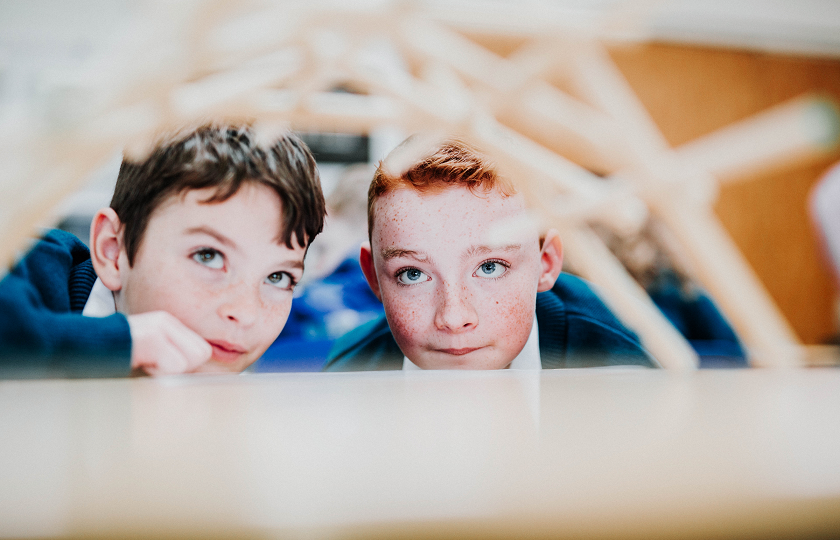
[654,199,802,367]
[0,139,117,271]
[674,95,840,182]
[504,82,636,173]
[469,114,648,234]
[400,19,629,172]
[563,227,699,370]
[567,39,803,367]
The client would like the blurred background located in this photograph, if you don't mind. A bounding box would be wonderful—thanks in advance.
[2,0,840,371]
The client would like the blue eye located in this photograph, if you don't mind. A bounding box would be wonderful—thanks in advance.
[475,260,507,279]
[397,268,429,285]
[266,272,295,290]
[193,248,224,269]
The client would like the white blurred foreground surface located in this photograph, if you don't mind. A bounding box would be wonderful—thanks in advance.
[1,368,840,539]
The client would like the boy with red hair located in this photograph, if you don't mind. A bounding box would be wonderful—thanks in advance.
[325,139,654,370]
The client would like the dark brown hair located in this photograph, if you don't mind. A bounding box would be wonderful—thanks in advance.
[112,124,326,265]
[367,138,514,240]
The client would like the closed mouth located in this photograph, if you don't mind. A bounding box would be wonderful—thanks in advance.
[436,347,483,356]
[208,340,247,363]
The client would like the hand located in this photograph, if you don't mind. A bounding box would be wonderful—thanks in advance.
[127,311,212,376]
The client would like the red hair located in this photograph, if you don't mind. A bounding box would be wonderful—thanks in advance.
[367,139,515,239]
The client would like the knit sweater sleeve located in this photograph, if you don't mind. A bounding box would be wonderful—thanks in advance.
[537,273,656,368]
[0,230,132,378]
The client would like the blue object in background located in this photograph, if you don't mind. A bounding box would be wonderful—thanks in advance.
[254,255,384,372]
[647,271,748,368]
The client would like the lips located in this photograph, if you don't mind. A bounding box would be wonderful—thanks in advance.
[208,340,247,363]
[436,347,483,356]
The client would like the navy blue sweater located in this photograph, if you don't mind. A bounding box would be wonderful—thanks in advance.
[323,273,656,371]
[0,230,131,378]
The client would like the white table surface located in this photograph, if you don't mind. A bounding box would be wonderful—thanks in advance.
[2,368,840,538]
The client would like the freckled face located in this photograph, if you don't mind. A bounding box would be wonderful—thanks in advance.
[116,183,307,373]
[370,187,543,369]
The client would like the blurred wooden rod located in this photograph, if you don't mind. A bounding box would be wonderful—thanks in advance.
[656,199,802,367]
[401,19,631,173]
[350,61,624,213]
[0,139,116,272]
[565,40,671,162]
[508,82,635,174]
[566,40,803,367]
[469,115,648,235]
[562,227,699,370]
[674,95,840,182]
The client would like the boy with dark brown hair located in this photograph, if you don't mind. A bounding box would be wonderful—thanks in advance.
[0,124,326,377]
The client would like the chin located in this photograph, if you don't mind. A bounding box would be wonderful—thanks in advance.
[195,358,252,374]
[417,351,509,370]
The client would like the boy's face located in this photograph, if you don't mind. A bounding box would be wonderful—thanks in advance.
[116,183,306,373]
[361,185,562,369]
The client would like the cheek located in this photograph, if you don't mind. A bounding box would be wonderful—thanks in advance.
[255,295,295,343]
[487,284,535,344]
[382,289,431,349]
[159,276,216,326]
[125,260,220,330]
[125,262,192,314]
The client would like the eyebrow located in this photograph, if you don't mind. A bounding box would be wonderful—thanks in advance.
[186,226,305,271]
[465,244,523,258]
[381,248,430,262]
[185,226,236,249]
[380,244,523,263]
[283,259,306,271]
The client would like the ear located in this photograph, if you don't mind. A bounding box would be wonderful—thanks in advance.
[537,229,563,292]
[359,241,382,301]
[90,208,126,292]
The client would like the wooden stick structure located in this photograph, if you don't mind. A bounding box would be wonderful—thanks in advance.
[2,1,838,368]
[559,39,831,367]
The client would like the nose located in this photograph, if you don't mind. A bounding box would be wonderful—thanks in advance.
[218,280,259,327]
[434,282,478,333]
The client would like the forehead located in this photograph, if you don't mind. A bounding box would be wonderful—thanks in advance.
[371,186,533,248]
[150,184,301,251]
[154,185,269,223]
